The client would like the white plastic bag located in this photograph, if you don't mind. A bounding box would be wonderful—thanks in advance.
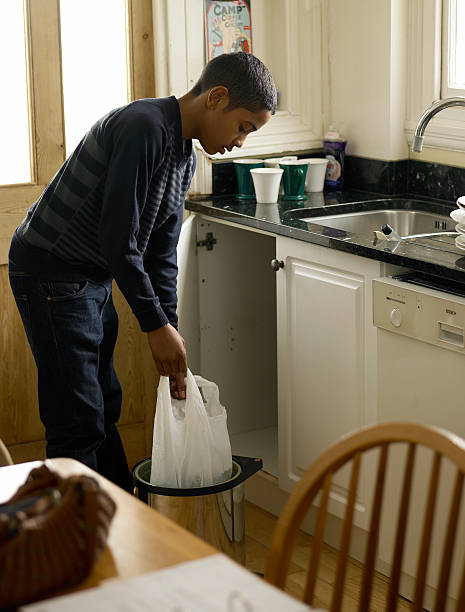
[150,369,232,488]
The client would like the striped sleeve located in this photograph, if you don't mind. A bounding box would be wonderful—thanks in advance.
[98,110,169,331]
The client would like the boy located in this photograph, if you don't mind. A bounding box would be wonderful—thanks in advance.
[8,52,277,491]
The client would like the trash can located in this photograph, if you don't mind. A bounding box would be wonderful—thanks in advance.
[132,455,262,565]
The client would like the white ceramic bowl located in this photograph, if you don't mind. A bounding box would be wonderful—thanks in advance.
[450,208,465,223]
[456,234,465,250]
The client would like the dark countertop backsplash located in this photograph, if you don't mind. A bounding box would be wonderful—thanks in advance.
[212,153,465,204]
[187,155,465,284]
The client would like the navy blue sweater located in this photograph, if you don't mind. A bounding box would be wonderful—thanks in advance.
[12,97,195,332]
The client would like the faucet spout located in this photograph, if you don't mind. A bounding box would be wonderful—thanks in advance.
[412,97,465,152]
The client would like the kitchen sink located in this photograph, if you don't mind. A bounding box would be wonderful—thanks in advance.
[297,208,454,237]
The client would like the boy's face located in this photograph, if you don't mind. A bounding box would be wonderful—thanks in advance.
[199,87,272,155]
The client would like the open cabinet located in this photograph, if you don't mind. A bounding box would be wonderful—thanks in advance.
[178,214,382,528]
[177,215,279,477]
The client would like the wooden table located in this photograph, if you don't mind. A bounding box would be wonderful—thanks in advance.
[0,458,216,595]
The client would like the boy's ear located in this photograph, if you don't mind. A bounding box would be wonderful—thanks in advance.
[206,86,230,110]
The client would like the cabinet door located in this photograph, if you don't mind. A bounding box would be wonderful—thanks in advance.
[178,216,278,441]
[276,236,380,528]
[196,219,277,438]
[177,214,201,373]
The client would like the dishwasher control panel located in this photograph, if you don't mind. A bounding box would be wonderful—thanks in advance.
[373,277,465,353]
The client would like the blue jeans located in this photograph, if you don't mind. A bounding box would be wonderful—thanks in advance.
[8,260,133,492]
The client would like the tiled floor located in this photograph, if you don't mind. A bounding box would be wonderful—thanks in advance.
[244,502,414,611]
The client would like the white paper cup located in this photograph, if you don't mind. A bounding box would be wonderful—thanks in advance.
[299,158,329,192]
[250,168,283,203]
[263,156,298,168]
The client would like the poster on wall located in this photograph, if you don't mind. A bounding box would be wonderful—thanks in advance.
[204,0,252,61]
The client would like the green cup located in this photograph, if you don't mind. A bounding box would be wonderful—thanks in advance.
[280,161,308,201]
[234,159,264,199]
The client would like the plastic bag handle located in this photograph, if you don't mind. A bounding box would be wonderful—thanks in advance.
[184,369,209,421]
[156,374,173,422]
[158,370,208,423]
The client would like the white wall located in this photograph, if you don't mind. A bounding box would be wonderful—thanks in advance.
[328,0,408,160]
[153,0,412,163]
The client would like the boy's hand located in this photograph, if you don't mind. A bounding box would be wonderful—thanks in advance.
[169,373,186,400]
[147,324,187,398]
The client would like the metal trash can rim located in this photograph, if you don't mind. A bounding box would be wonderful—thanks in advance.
[132,455,263,497]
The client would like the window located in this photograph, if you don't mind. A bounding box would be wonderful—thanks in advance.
[60,0,129,155]
[0,0,154,264]
[406,0,465,153]
[442,0,465,98]
[0,1,31,185]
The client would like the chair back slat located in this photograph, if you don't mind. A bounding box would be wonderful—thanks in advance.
[331,452,361,612]
[413,451,442,611]
[455,549,465,612]
[386,442,416,611]
[0,438,13,467]
[358,443,389,612]
[435,470,464,612]
[304,471,333,605]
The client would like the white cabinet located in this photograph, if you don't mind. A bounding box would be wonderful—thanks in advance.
[275,235,381,528]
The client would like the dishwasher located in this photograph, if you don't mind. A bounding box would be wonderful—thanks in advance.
[373,272,465,609]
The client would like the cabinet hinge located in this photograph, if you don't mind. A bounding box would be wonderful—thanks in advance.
[196,232,217,251]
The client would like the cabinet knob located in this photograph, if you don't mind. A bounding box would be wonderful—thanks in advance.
[270,259,284,271]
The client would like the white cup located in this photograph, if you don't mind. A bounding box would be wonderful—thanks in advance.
[264,157,297,195]
[299,158,329,192]
[264,155,298,168]
[250,168,284,203]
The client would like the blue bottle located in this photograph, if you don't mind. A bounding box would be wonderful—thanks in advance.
[323,126,347,190]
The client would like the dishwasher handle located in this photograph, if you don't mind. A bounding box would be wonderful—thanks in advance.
[438,322,465,347]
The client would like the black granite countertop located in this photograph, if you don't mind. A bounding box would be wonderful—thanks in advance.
[185,189,465,285]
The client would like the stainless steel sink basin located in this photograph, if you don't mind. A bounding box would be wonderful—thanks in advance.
[301,209,454,237]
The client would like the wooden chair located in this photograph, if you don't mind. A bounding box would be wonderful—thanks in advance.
[265,422,465,612]
[0,437,13,467]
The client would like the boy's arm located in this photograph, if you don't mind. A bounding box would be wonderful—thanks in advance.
[98,111,187,390]
[98,112,169,332]
[144,205,187,395]
[143,205,184,328]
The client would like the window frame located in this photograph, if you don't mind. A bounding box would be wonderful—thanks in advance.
[441,0,465,98]
[0,0,154,264]
[405,0,465,153]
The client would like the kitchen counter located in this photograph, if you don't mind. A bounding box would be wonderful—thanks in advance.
[185,189,465,285]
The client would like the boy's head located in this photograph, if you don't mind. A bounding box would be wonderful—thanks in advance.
[192,52,277,115]
[190,52,277,155]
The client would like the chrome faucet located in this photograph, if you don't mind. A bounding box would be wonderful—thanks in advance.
[412,97,465,152]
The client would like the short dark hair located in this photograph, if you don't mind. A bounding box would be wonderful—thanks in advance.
[191,52,277,114]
